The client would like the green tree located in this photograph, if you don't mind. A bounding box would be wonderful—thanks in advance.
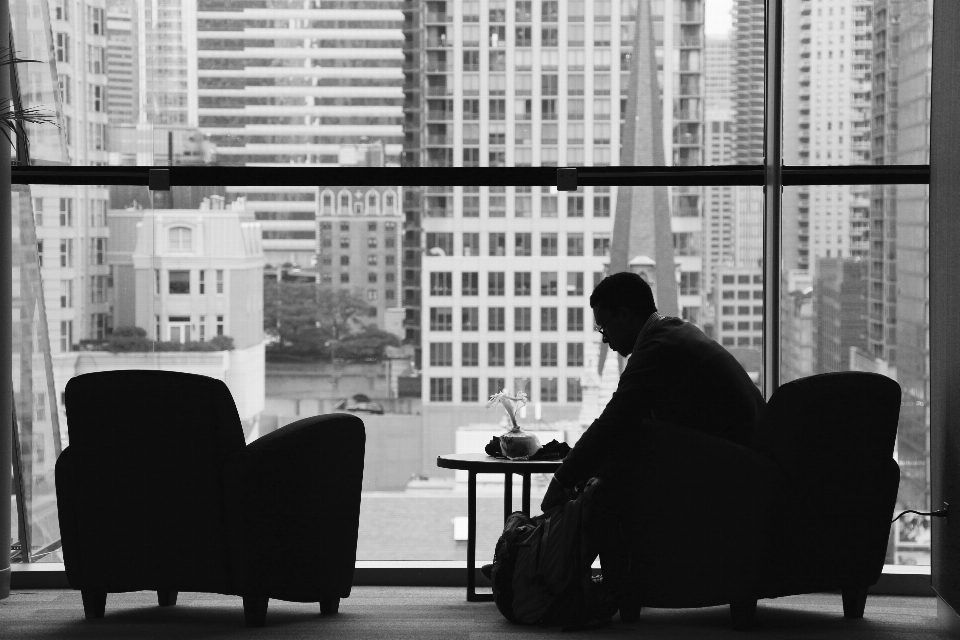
[264,281,372,359]
[337,325,403,361]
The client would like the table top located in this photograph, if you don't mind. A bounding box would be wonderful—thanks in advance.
[437,452,564,473]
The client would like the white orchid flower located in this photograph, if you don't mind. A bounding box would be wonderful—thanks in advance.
[487,389,527,429]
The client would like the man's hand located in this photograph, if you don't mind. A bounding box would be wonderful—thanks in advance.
[540,476,573,512]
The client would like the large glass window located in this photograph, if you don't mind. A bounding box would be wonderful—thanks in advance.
[7,0,935,571]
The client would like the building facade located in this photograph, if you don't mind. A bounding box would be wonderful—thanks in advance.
[194,0,406,265]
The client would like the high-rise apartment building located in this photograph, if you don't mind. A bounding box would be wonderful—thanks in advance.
[105,0,137,124]
[413,0,702,459]
[703,33,735,334]
[31,0,113,352]
[195,0,406,265]
[813,256,867,373]
[791,0,874,272]
[863,0,932,514]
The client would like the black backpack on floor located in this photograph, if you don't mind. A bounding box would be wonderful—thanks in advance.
[490,497,594,626]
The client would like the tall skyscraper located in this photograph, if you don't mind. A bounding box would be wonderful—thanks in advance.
[194,0,406,266]
[31,0,112,351]
[105,0,137,125]
[703,33,735,334]
[414,0,699,460]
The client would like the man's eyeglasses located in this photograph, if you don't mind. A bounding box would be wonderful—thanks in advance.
[593,322,608,336]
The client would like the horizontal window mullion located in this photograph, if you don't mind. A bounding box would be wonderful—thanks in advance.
[783,165,931,186]
[14,164,930,188]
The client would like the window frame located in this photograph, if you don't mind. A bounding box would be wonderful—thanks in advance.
[5,0,942,585]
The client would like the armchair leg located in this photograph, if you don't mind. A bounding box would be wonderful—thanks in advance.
[81,590,107,619]
[842,585,869,619]
[157,591,178,607]
[730,599,757,631]
[243,595,269,628]
[320,597,340,615]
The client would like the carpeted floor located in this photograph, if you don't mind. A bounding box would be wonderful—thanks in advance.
[0,588,943,639]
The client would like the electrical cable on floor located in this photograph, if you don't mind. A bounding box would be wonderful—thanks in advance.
[891,509,948,523]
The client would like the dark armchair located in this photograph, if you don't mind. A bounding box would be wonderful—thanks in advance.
[55,370,366,627]
[609,371,901,629]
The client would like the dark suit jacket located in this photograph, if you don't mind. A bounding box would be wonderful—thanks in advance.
[554,316,765,488]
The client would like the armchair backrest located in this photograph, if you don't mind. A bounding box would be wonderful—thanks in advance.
[63,370,246,592]
[751,372,900,482]
[750,372,902,595]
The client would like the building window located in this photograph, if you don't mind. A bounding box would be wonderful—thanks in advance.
[59,239,73,267]
[216,316,224,336]
[462,272,479,295]
[593,233,611,256]
[198,270,206,294]
[567,342,584,366]
[515,232,532,256]
[567,272,584,296]
[426,232,454,256]
[463,232,480,256]
[515,307,532,331]
[514,343,532,367]
[567,378,582,402]
[540,378,558,402]
[462,307,479,331]
[430,342,453,367]
[462,378,480,402]
[541,271,558,295]
[567,195,584,217]
[169,270,190,294]
[58,198,73,226]
[462,343,479,367]
[541,233,558,256]
[541,342,558,366]
[216,270,224,293]
[60,320,73,352]
[430,307,453,331]
[567,307,584,331]
[489,232,506,256]
[430,272,453,296]
[60,280,72,308]
[368,273,378,283]
[488,342,505,367]
[541,307,558,331]
[488,307,505,331]
[430,378,453,402]
[489,377,506,398]
[514,272,531,296]
[89,238,106,265]
[489,272,505,296]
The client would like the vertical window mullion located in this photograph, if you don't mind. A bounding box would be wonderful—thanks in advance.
[763,0,785,400]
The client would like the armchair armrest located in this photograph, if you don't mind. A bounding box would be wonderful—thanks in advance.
[223,413,365,602]
[601,419,785,608]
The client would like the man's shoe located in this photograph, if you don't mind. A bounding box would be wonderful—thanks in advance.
[481,563,494,580]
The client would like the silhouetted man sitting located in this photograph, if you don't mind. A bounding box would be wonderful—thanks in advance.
[540,272,765,620]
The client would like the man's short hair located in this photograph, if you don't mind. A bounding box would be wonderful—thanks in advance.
[589,272,657,316]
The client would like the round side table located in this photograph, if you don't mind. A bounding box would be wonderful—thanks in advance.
[436,453,562,602]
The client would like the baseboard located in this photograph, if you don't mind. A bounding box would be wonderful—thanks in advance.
[11,562,936,595]
[939,595,960,638]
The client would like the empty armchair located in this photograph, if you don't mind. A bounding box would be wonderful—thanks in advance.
[55,370,365,627]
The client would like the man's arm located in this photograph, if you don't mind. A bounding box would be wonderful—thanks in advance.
[553,354,654,488]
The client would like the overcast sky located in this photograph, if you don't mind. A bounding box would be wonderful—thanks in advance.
[704,0,734,36]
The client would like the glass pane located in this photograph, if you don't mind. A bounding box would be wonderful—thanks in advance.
[780,184,930,566]
[11,186,65,563]
[16,0,763,170]
[782,0,932,166]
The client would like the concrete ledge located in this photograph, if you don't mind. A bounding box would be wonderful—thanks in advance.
[12,562,933,596]
[939,595,960,638]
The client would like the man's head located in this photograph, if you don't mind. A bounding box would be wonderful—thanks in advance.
[589,272,658,357]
